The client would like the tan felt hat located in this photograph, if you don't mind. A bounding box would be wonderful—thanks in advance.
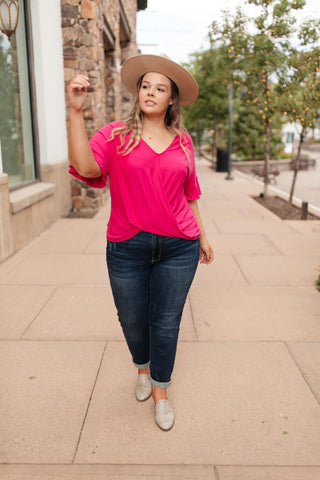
[121,54,199,107]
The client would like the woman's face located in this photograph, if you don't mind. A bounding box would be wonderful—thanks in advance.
[138,72,173,117]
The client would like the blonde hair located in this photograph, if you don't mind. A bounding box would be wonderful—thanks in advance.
[108,75,190,162]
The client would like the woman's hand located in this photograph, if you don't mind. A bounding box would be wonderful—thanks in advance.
[199,236,214,265]
[66,74,90,112]
[187,200,214,265]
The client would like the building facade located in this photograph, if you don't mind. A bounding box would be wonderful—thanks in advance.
[0,0,146,263]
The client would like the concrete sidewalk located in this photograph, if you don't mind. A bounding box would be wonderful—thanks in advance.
[0,161,320,479]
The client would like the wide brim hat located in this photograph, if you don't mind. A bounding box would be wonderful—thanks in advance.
[121,54,199,107]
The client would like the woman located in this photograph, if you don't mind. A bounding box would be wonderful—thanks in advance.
[67,54,214,431]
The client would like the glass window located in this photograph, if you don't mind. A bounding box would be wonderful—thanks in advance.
[286,132,294,144]
[0,0,36,189]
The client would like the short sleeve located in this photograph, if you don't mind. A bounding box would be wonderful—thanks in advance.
[69,123,116,188]
[183,135,201,201]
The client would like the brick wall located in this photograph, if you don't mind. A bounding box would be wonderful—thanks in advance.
[61,0,139,216]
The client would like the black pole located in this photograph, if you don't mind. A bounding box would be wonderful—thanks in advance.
[226,83,234,180]
[301,201,308,220]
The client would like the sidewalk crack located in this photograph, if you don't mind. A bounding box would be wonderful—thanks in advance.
[188,293,199,341]
[285,342,320,408]
[20,286,58,339]
[232,255,251,286]
[72,342,107,463]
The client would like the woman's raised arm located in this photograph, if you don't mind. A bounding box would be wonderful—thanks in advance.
[66,74,102,178]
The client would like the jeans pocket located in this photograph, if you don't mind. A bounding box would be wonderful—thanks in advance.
[106,240,116,254]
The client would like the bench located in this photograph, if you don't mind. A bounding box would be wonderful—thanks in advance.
[251,166,280,185]
[290,155,316,170]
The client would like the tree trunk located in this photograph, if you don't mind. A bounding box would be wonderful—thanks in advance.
[263,117,270,197]
[289,129,305,204]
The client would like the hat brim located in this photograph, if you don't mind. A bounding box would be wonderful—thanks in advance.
[121,54,199,107]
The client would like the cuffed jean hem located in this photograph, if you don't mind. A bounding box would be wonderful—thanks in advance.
[133,361,150,370]
[150,377,171,389]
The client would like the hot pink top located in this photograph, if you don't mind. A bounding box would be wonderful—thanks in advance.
[69,121,201,241]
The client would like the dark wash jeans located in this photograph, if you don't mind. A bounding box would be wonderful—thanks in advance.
[106,231,200,388]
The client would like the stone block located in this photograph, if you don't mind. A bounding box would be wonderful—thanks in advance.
[88,46,98,62]
[79,19,89,32]
[81,0,95,19]
[82,197,94,208]
[61,17,76,27]
[72,196,84,210]
[79,33,95,47]
[61,4,78,19]
[61,0,79,5]
[64,59,78,70]
[63,46,78,59]
[79,58,96,71]
[71,181,81,196]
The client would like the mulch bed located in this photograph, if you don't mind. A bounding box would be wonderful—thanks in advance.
[253,195,319,221]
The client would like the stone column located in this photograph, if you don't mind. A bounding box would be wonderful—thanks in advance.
[0,174,14,262]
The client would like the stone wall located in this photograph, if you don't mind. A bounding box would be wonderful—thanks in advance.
[69,178,108,218]
[61,0,139,217]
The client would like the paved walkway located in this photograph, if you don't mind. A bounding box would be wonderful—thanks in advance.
[0,161,320,479]
[272,147,320,210]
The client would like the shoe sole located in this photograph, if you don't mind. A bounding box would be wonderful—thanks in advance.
[156,418,175,431]
[136,391,152,402]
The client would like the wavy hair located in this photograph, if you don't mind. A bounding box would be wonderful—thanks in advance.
[108,75,190,162]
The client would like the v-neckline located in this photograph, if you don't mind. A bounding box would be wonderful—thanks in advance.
[140,135,178,155]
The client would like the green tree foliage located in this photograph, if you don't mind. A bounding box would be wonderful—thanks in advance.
[233,94,283,160]
[209,0,306,195]
[277,19,320,202]
[183,48,230,153]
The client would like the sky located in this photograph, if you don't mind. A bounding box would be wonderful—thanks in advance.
[137,0,320,64]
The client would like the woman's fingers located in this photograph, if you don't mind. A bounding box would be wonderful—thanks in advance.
[199,245,214,265]
[66,75,90,110]
[67,75,90,93]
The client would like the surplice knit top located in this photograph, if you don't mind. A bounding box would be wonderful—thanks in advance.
[69,121,201,242]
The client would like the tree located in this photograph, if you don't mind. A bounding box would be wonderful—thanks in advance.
[209,0,306,196]
[233,93,283,160]
[278,19,320,203]
[183,47,230,154]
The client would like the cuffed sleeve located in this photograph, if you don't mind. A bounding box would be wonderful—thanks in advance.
[183,135,201,201]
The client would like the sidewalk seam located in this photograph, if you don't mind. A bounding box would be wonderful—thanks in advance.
[187,294,198,341]
[232,255,251,286]
[72,342,107,463]
[284,342,320,408]
[262,233,284,256]
[82,233,101,254]
[214,465,220,479]
[19,286,58,340]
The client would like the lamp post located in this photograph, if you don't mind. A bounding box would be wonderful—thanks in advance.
[0,0,19,39]
[225,83,233,180]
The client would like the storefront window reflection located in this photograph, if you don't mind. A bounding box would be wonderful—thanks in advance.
[0,1,35,188]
